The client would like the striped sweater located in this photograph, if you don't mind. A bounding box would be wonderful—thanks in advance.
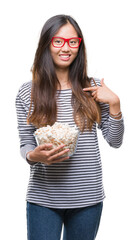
[15,79,124,209]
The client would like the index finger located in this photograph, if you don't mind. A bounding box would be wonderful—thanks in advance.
[48,144,68,156]
[83,87,97,92]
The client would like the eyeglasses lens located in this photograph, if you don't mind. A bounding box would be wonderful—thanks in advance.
[53,38,64,47]
[69,39,79,47]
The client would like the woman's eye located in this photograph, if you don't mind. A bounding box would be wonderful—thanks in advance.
[70,41,76,44]
[55,40,61,44]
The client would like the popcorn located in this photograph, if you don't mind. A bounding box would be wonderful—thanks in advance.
[34,122,79,157]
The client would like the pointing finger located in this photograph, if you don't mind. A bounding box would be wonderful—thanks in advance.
[83,87,97,92]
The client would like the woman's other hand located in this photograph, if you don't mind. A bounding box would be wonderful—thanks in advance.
[27,144,69,165]
[83,78,121,115]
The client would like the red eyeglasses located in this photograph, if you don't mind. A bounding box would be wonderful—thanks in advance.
[51,37,82,48]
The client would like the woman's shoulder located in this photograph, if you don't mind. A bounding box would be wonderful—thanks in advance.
[90,77,101,87]
[16,80,32,105]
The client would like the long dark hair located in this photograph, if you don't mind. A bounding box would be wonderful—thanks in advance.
[27,14,101,131]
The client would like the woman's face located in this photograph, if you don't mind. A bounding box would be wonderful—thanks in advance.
[50,23,79,70]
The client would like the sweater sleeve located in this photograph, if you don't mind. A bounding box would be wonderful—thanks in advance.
[15,83,37,164]
[98,102,124,148]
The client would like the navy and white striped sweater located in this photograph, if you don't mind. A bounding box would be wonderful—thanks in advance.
[15,79,124,209]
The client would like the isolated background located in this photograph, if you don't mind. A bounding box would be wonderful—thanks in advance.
[0,0,140,239]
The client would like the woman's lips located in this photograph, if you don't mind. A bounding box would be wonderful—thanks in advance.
[59,54,71,61]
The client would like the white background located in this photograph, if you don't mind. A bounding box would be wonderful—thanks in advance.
[0,0,140,239]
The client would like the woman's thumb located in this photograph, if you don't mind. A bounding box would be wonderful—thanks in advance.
[101,78,105,87]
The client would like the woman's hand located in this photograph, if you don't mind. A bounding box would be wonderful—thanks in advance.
[27,143,70,165]
[83,78,121,115]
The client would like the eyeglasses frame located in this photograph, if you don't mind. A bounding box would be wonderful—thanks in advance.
[51,37,82,48]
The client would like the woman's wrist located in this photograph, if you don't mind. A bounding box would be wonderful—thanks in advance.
[109,96,122,119]
[26,151,38,165]
[109,96,120,114]
[26,151,34,162]
[110,111,122,119]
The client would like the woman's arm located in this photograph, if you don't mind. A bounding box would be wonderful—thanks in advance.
[15,83,69,165]
[15,92,37,164]
[83,78,124,148]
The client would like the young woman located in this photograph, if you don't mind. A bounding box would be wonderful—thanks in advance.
[16,15,124,240]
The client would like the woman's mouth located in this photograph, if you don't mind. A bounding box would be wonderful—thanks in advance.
[59,54,71,61]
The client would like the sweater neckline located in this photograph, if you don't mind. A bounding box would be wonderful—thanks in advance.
[56,88,72,92]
